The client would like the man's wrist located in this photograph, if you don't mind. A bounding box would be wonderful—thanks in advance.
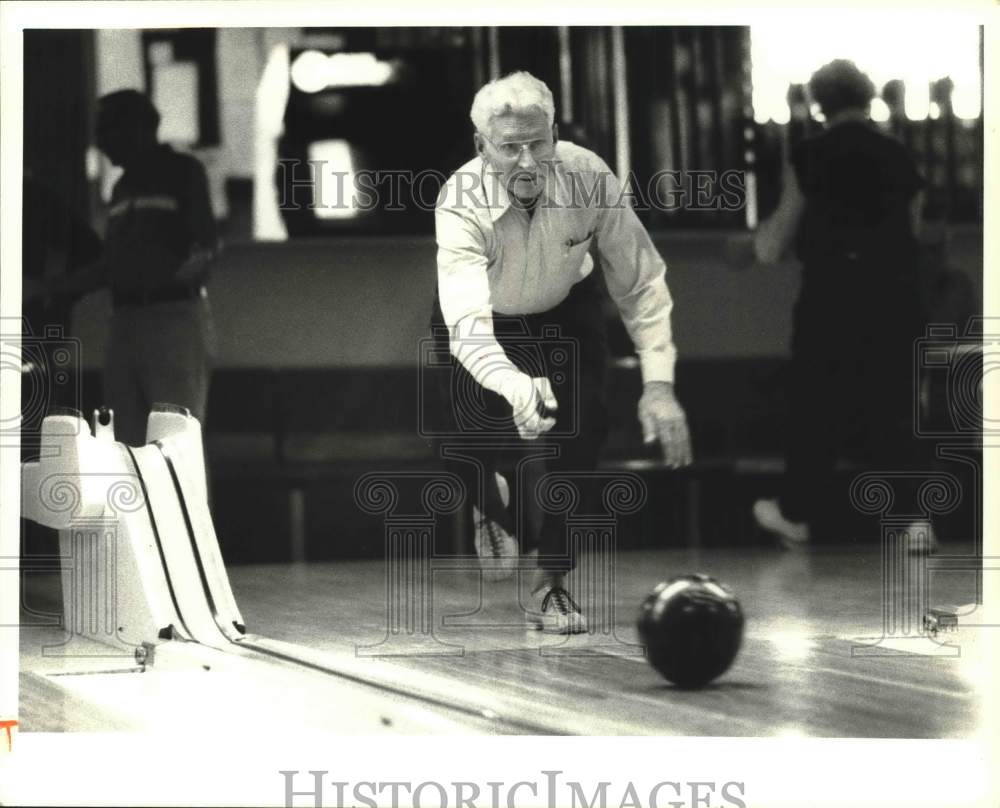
[493,368,530,403]
[469,362,523,401]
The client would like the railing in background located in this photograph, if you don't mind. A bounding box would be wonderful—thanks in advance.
[753,79,983,227]
[620,26,982,230]
[625,27,753,231]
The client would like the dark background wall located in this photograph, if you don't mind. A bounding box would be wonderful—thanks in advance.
[23,30,95,220]
[69,227,983,369]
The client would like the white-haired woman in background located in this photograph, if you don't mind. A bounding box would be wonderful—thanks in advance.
[752,59,932,551]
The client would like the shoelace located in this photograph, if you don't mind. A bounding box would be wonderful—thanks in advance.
[540,587,581,616]
[477,518,507,556]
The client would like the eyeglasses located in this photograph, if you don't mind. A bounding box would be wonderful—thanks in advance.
[479,130,555,161]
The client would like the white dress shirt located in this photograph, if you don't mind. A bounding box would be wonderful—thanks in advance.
[435,141,677,397]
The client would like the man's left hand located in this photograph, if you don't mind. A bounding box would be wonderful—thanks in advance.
[638,381,693,469]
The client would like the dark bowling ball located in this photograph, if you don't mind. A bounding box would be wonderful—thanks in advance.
[638,573,744,688]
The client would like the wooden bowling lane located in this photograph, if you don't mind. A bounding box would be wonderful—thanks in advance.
[228,545,984,737]
[16,580,525,736]
[18,621,523,735]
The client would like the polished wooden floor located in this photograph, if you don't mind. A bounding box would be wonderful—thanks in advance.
[20,544,984,737]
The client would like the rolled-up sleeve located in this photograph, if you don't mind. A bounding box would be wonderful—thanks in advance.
[592,160,677,384]
[435,202,519,394]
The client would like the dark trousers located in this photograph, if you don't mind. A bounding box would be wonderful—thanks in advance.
[104,297,215,446]
[429,272,610,572]
[779,260,927,530]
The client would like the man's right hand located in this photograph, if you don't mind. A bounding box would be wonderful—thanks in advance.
[499,372,558,440]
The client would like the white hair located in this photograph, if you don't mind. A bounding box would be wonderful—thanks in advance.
[469,71,555,134]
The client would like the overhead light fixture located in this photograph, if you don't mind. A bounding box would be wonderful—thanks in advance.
[289,50,331,94]
[290,50,398,93]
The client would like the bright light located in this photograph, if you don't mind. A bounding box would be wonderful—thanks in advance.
[905,86,930,121]
[290,51,398,94]
[870,97,890,122]
[85,145,102,181]
[328,53,396,87]
[308,139,360,220]
[774,725,808,738]
[290,50,331,94]
[751,21,981,124]
[767,629,816,662]
[254,43,291,241]
[753,103,789,125]
[952,81,981,120]
[153,62,199,145]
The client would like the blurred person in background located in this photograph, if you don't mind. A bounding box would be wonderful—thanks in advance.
[751,59,930,549]
[49,90,220,446]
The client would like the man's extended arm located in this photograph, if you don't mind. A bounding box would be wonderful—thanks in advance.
[435,203,556,439]
[591,158,691,467]
[591,160,677,386]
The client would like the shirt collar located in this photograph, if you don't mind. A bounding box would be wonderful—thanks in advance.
[479,150,565,223]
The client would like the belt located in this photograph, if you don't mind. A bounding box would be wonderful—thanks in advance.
[113,284,206,308]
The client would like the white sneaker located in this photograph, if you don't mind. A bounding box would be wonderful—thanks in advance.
[472,504,519,581]
[525,580,588,634]
[753,498,810,548]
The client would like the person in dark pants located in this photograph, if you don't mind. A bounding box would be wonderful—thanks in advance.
[429,268,611,580]
[432,72,691,633]
[752,59,929,548]
[53,90,219,446]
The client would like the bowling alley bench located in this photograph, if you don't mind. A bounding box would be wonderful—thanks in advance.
[184,357,803,563]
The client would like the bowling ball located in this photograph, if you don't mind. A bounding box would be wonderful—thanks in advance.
[637,573,744,688]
